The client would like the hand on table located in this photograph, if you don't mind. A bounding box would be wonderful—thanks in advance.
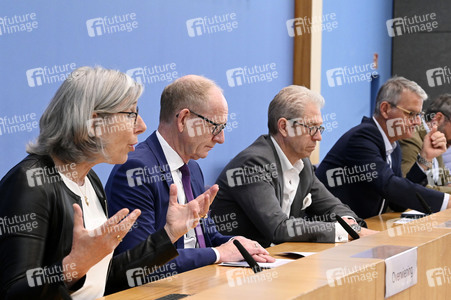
[215,236,275,263]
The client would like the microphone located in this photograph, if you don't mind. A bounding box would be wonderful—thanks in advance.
[416,192,433,215]
[335,215,360,240]
[233,239,263,273]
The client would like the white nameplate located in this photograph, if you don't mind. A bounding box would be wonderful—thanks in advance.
[385,247,417,298]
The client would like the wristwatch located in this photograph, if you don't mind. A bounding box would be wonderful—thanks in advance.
[417,153,432,169]
[350,223,361,234]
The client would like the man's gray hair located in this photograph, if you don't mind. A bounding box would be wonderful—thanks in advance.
[27,66,143,163]
[268,85,325,135]
[374,76,427,116]
[159,75,222,123]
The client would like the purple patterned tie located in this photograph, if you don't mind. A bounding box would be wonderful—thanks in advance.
[179,163,206,248]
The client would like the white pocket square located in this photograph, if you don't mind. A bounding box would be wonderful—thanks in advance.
[301,193,312,210]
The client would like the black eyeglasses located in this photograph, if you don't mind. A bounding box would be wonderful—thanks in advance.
[389,103,424,119]
[290,119,325,136]
[117,107,139,124]
[176,110,227,136]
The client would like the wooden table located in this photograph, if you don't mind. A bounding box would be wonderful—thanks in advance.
[99,211,451,300]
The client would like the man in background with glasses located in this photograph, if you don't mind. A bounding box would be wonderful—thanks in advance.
[399,94,451,195]
[105,75,273,282]
[211,85,375,247]
[316,77,451,219]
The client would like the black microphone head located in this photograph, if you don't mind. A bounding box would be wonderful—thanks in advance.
[335,215,360,240]
[415,192,432,215]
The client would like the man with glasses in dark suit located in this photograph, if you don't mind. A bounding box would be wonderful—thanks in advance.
[211,85,376,247]
[316,77,451,219]
[106,75,273,282]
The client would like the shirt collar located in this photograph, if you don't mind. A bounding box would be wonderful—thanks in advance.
[270,136,304,174]
[156,130,185,172]
[372,116,397,155]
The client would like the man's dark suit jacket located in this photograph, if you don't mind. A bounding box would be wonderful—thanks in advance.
[105,131,231,279]
[210,134,362,247]
[315,116,445,219]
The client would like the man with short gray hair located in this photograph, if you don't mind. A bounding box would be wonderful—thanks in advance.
[211,85,376,247]
[316,77,450,219]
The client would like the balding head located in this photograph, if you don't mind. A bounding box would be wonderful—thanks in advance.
[159,75,223,123]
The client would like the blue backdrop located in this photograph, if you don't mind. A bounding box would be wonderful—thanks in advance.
[0,0,392,187]
[320,0,392,159]
[0,1,293,186]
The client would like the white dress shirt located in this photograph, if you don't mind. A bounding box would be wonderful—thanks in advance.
[59,172,113,300]
[156,131,220,261]
[270,136,304,216]
[270,136,348,242]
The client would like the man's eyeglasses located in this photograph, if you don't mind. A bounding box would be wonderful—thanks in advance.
[117,107,139,124]
[389,103,424,119]
[176,110,227,136]
[289,119,325,136]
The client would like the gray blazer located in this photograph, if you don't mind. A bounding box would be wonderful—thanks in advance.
[211,135,363,247]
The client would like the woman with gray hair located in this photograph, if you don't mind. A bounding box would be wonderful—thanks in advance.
[0,66,217,299]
